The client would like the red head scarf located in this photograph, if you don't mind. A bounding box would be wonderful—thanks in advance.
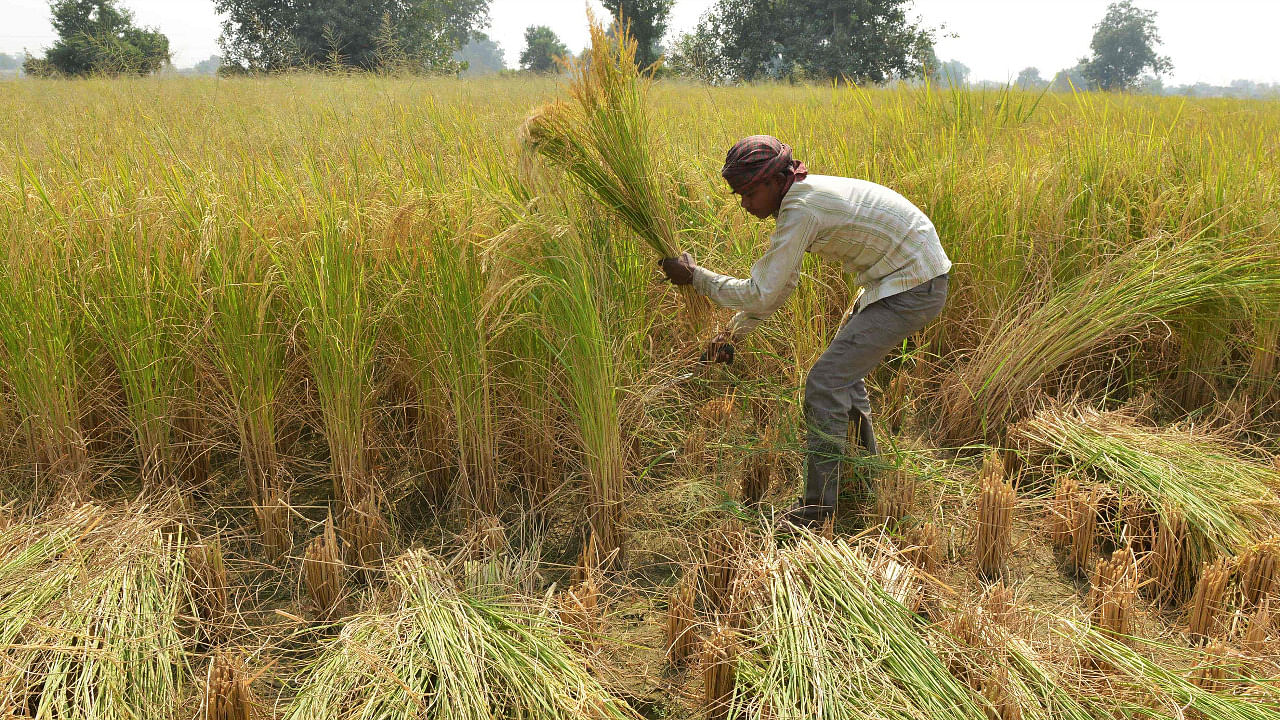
[721,135,809,195]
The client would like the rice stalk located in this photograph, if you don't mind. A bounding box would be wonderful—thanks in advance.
[187,535,231,642]
[1242,602,1273,655]
[1238,537,1280,607]
[939,235,1280,443]
[202,650,257,720]
[974,451,1016,578]
[1047,475,1078,551]
[283,548,641,720]
[1068,485,1102,576]
[1089,545,1138,640]
[1188,556,1232,640]
[903,521,944,572]
[302,515,347,620]
[665,572,699,667]
[1016,406,1280,598]
[874,465,917,526]
[519,13,709,320]
[339,493,393,581]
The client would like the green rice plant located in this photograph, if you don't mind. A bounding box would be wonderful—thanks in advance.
[0,240,89,490]
[283,548,640,720]
[388,199,506,517]
[937,234,1280,444]
[1015,406,1280,597]
[274,208,380,505]
[81,230,200,488]
[520,14,709,320]
[729,531,988,719]
[522,218,628,566]
[0,504,191,719]
[203,231,292,555]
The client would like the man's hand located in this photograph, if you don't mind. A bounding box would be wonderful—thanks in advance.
[658,252,696,285]
[700,331,735,364]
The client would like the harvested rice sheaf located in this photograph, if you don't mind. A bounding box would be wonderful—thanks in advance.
[283,548,640,720]
[1016,406,1280,599]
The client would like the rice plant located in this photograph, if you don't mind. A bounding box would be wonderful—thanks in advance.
[203,231,291,556]
[938,234,1280,444]
[283,548,640,720]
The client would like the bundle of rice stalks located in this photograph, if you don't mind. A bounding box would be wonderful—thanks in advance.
[1090,545,1138,640]
[1243,602,1273,655]
[1016,406,1280,599]
[1189,641,1233,692]
[283,548,641,720]
[202,651,256,720]
[558,575,603,656]
[1047,475,1078,550]
[339,495,393,579]
[1067,621,1279,719]
[665,572,699,667]
[1238,537,1280,607]
[740,438,776,508]
[701,523,744,617]
[974,451,1016,578]
[729,532,989,719]
[1189,556,1233,640]
[187,535,231,641]
[519,14,708,319]
[0,504,191,718]
[302,515,347,620]
[1068,485,1102,576]
[938,234,1280,444]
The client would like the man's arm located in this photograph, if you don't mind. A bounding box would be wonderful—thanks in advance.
[692,206,817,338]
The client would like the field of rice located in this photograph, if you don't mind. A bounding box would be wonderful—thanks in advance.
[1,31,1279,718]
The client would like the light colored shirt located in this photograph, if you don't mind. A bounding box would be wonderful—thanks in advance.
[692,175,952,337]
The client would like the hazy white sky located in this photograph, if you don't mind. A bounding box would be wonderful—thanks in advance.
[2,0,1277,85]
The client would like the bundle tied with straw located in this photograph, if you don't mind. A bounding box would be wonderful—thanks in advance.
[520,12,710,323]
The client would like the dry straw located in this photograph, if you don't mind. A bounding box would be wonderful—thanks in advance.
[203,651,256,720]
[1188,556,1232,640]
[1238,536,1279,607]
[302,515,346,620]
[874,466,917,526]
[1090,545,1138,640]
[665,572,699,667]
[974,450,1016,578]
[903,521,944,572]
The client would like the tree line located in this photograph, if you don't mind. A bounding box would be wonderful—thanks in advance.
[9,0,1276,100]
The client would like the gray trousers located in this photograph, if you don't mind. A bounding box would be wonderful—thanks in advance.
[801,274,949,513]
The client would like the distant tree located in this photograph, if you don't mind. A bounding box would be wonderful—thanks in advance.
[936,59,968,85]
[666,24,727,82]
[1080,1,1172,91]
[24,0,170,76]
[1050,62,1091,92]
[454,32,504,76]
[519,25,568,73]
[191,54,221,74]
[214,0,488,73]
[0,52,21,71]
[686,0,936,84]
[600,0,673,69]
[1015,66,1046,90]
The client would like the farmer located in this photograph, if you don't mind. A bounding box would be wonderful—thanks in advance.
[660,136,951,530]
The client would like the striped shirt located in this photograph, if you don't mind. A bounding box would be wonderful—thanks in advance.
[692,175,952,337]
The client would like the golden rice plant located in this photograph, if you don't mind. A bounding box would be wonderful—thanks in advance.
[974,450,1016,578]
[740,437,776,508]
[203,651,256,720]
[1188,556,1232,640]
[302,515,347,620]
[1090,545,1138,640]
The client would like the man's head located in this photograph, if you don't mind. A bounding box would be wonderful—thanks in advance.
[721,135,808,219]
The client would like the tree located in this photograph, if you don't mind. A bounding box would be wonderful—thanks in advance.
[1050,62,1091,92]
[191,54,221,74]
[936,59,968,86]
[454,32,505,76]
[601,0,673,70]
[24,0,170,76]
[1015,66,1046,90]
[519,25,568,74]
[214,0,488,72]
[685,0,936,84]
[0,53,21,72]
[1080,1,1172,91]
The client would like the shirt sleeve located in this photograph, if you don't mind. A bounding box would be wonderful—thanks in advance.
[691,205,817,338]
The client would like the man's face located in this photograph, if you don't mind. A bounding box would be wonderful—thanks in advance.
[735,175,785,219]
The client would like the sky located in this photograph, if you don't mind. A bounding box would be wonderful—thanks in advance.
[1,0,1277,85]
